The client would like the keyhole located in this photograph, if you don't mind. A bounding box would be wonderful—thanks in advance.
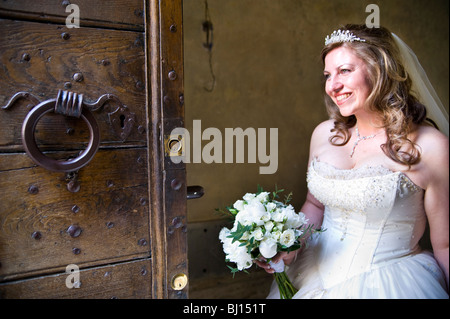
[119,114,126,128]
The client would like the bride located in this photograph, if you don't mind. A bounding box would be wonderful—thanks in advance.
[258,24,449,298]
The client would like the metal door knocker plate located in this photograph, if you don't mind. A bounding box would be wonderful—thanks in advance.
[21,92,100,172]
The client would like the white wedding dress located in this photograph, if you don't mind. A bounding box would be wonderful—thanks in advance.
[267,158,448,299]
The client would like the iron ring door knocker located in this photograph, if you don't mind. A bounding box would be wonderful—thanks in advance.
[21,90,100,172]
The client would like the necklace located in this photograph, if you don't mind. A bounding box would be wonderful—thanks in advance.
[350,125,379,158]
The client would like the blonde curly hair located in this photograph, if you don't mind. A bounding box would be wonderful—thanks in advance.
[321,24,432,167]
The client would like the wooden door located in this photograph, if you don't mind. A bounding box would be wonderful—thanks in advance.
[0,0,188,299]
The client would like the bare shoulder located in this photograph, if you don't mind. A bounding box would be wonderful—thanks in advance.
[414,125,449,186]
[309,119,335,158]
[415,125,449,161]
[311,119,335,141]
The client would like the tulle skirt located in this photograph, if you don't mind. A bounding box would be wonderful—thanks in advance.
[267,238,448,299]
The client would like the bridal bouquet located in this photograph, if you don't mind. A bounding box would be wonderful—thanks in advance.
[218,186,317,299]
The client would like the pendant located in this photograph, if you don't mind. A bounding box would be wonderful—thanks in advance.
[350,126,377,158]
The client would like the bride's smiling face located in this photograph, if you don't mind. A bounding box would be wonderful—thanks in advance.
[323,46,372,117]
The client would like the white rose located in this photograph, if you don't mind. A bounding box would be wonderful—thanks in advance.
[266,202,277,212]
[272,208,285,222]
[256,191,270,203]
[221,236,234,255]
[233,199,245,211]
[235,209,252,226]
[298,212,308,225]
[219,227,230,242]
[280,229,296,247]
[284,207,308,229]
[228,244,253,270]
[264,221,274,232]
[259,237,278,258]
[285,214,302,229]
[246,200,266,225]
[220,230,253,270]
[251,227,264,241]
[295,229,304,237]
[261,210,271,222]
[240,231,250,241]
[243,193,256,202]
[271,230,282,241]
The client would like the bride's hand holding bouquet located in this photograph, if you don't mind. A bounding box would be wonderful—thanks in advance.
[217,186,323,299]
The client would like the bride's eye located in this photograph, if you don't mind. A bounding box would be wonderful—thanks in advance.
[339,68,351,75]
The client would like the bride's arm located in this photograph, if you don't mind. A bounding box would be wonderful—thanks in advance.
[421,130,449,291]
[285,191,324,264]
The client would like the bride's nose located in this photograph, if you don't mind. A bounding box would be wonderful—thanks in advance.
[326,76,344,94]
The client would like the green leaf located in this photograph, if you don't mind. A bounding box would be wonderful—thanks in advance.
[214,207,235,220]
[227,222,252,243]
[271,184,285,201]
[279,244,301,252]
[256,184,264,195]
[227,265,240,278]
[284,191,293,204]
[227,265,248,278]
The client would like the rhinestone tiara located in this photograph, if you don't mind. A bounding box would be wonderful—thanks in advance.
[324,29,366,46]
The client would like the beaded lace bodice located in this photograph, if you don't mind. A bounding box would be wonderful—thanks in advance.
[306,158,426,289]
[308,158,421,213]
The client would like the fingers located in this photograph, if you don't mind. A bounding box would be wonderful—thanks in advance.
[282,250,298,265]
[254,259,275,274]
[254,250,300,274]
[271,251,287,264]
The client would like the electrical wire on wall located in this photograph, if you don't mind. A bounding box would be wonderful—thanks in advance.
[203,0,215,92]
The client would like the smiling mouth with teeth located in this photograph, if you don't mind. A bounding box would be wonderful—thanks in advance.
[336,93,352,103]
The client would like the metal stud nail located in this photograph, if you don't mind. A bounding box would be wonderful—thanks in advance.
[67,180,80,193]
[73,73,83,82]
[134,9,143,18]
[67,224,82,238]
[71,205,80,213]
[31,231,42,240]
[22,53,31,61]
[163,95,170,104]
[61,32,70,40]
[171,216,183,228]
[106,180,114,188]
[135,81,144,90]
[171,178,183,191]
[28,185,39,195]
[140,197,147,206]
[168,70,177,81]
[72,247,81,255]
